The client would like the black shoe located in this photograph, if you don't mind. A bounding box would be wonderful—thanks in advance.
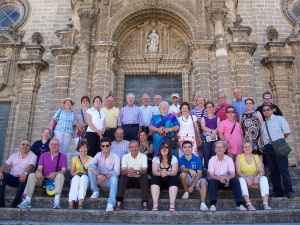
[0,198,5,207]
[270,190,284,197]
[286,192,295,199]
[9,198,20,208]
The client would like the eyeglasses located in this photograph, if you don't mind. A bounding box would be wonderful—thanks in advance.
[226,111,235,113]
[101,145,110,148]
[21,143,30,146]
[161,146,169,150]
[263,108,272,112]
[264,97,271,99]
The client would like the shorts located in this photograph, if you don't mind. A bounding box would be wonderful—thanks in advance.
[180,172,207,191]
[151,175,179,190]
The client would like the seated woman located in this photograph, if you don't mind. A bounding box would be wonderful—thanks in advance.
[68,139,92,209]
[151,142,179,211]
[235,142,271,211]
[138,130,154,174]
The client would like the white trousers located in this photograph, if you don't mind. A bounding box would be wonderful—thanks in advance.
[238,176,269,197]
[54,130,72,154]
[68,175,89,202]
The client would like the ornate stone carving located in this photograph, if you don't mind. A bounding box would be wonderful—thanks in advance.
[267,25,279,41]
[119,34,138,56]
[170,32,186,55]
[31,32,43,44]
[78,8,98,27]
[0,63,8,90]
[233,14,243,27]
[147,0,158,7]
[147,29,159,52]
[7,26,24,41]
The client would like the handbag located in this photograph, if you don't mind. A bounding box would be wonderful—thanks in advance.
[52,109,63,131]
[265,121,292,157]
[45,153,61,196]
[77,109,87,138]
[191,114,202,147]
[160,115,178,149]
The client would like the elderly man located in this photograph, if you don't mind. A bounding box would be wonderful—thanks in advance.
[116,140,149,211]
[231,87,247,118]
[152,95,162,116]
[256,91,283,121]
[88,137,120,211]
[101,95,120,141]
[0,139,37,208]
[208,140,246,212]
[179,141,209,212]
[261,104,294,198]
[168,93,181,116]
[18,139,67,209]
[215,93,230,121]
[118,93,143,141]
[139,93,153,134]
[111,128,129,160]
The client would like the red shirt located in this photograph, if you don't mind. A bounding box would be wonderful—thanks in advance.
[215,103,230,121]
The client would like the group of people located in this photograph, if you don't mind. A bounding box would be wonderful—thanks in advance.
[0,87,294,212]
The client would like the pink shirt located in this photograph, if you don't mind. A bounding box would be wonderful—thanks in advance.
[88,152,120,176]
[218,119,243,155]
[208,154,235,177]
[5,151,37,177]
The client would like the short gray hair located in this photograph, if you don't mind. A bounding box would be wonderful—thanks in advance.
[214,140,227,149]
[129,140,139,147]
[159,100,170,110]
[126,93,135,99]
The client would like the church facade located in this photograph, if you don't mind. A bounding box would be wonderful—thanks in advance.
[0,0,299,164]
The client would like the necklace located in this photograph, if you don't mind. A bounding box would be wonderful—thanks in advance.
[182,114,189,122]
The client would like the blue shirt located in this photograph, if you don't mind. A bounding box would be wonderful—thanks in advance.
[52,108,75,134]
[179,154,202,171]
[231,97,256,118]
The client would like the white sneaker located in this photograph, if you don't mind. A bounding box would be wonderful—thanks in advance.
[200,203,209,212]
[210,205,217,212]
[236,205,247,211]
[182,192,189,200]
[91,191,99,199]
[106,203,114,211]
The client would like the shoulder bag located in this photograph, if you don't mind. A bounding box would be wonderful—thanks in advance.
[160,115,178,149]
[52,109,63,132]
[77,109,87,138]
[45,153,61,196]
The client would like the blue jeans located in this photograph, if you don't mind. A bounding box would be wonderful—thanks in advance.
[264,144,293,195]
[202,137,216,169]
[0,172,28,199]
[88,168,118,206]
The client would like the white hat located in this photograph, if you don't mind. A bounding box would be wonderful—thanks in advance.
[61,97,75,105]
[171,93,179,98]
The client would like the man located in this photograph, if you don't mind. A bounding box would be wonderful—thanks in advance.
[179,141,209,212]
[261,104,294,198]
[208,140,246,212]
[139,93,153,134]
[116,140,149,211]
[111,128,130,160]
[88,137,120,211]
[101,95,120,141]
[118,93,142,141]
[256,91,283,120]
[215,93,230,121]
[168,93,181,116]
[18,139,67,209]
[0,139,37,208]
[152,95,162,116]
[231,87,247,118]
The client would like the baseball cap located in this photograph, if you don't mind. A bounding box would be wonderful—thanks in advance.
[171,93,179,98]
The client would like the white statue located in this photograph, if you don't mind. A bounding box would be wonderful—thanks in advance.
[147,29,159,52]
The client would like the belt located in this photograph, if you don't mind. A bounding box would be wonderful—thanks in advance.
[105,127,116,131]
[122,124,139,127]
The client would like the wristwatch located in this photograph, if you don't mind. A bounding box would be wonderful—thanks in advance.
[136,171,140,175]
[23,172,28,175]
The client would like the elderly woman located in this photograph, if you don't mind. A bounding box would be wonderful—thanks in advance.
[149,101,180,157]
[151,142,179,211]
[139,130,154,174]
[50,97,76,154]
[74,96,90,147]
[235,142,271,210]
[85,96,106,157]
[31,128,51,169]
[239,98,264,155]
[218,105,243,160]
[68,139,92,209]
[177,102,200,158]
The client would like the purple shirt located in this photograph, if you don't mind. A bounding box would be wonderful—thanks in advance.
[88,152,120,176]
[118,105,143,126]
[38,152,67,176]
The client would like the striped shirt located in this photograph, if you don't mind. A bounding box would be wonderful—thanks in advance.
[88,152,120,176]
[111,140,130,160]
[190,107,207,120]
[262,115,291,145]
[52,108,75,134]
[118,105,143,126]
[208,154,235,177]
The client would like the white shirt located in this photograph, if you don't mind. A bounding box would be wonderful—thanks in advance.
[152,106,160,116]
[121,152,147,177]
[168,104,180,114]
[139,105,153,126]
[86,107,105,132]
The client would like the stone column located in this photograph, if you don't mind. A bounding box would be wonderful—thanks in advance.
[75,5,98,101]
[50,26,78,113]
[209,1,231,98]
[16,33,48,141]
[116,68,125,108]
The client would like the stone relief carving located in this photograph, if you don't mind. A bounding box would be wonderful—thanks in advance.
[147,0,158,7]
[147,29,159,52]
[267,25,279,41]
[174,0,193,13]
[170,31,187,55]
[120,33,138,56]
[31,32,43,44]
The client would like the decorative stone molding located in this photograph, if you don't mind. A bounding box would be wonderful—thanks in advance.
[264,42,287,57]
[228,43,257,55]
[228,26,252,42]
[143,52,163,73]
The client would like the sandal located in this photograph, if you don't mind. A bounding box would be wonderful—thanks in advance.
[78,200,84,210]
[263,202,272,210]
[68,201,74,209]
[246,202,256,211]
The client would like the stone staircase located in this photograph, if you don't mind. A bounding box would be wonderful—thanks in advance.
[0,167,300,224]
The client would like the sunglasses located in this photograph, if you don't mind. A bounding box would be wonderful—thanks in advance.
[263,108,272,112]
[264,97,271,99]
[101,144,110,148]
[245,102,253,105]
[21,143,30,146]
[161,146,169,150]
[226,111,235,113]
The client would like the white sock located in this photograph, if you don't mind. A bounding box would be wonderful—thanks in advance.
[54,194,60,201]
[25,196,31,203]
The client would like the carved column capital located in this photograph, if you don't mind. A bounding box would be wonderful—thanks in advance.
[228,26,252,42]
[261,57,295,70]
[188,41,213,60]
[209,7,228,24]
[50,45,78,56]
[77,7,99,28]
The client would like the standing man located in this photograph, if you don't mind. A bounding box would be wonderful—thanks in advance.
[88,137,120,211]
[256,91,283,120]
[116,141,149,211]
[261,105,294,198]
[111,128,130,160]
[139,93,153,134]
[168,93,181,116]
[0,139,37,208]
[118,93,143,141]
[179,141,209,212]
[231,87,256,118]
[215,93,230,121]
[18,139,67,209]
[208,141,246,212]
[101,95,120,141]
[152,95,162,116]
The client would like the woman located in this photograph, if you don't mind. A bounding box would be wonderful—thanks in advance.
[68,139,92,209]
[218,105,243,160]
[50,97,76,154]
[239,98,264,155]
[235,142,271,210]
[151,142,179,211]
[31,128,51,169]
[139,130,154,174]
[74,96,90,147]
[201,101,220,169]
[177,102,201,158]
[85,96,106,157]
[149,101,180,157]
